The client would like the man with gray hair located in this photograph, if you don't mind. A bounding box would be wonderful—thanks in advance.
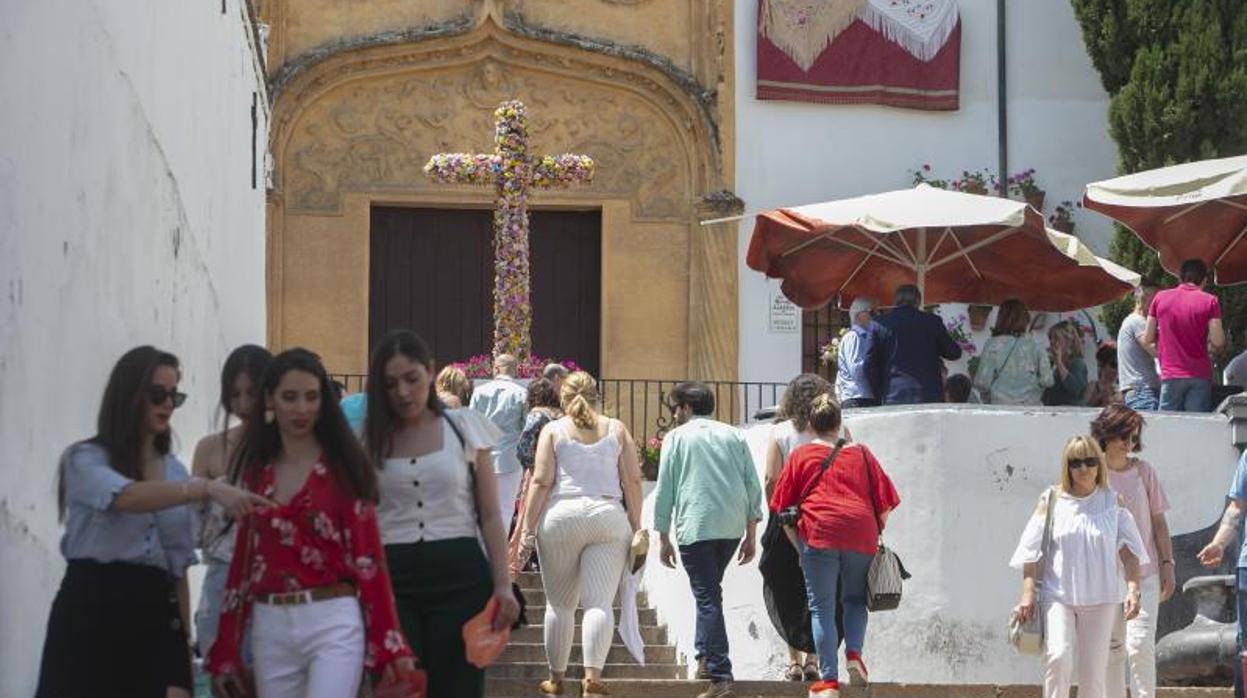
[469,353,529,529]
[876,284,962,404]
[835,297,891,408]
[1117,281,1160,410]
[542,362,569,393]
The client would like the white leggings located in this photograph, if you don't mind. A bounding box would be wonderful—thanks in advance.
[1107,575,1162,698]
[250,596,365,698]
[537,497,630,672]
[1043,600,1117,698]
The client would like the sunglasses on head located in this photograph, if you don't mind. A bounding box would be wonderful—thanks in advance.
[146,385,187,408]
[1067,457,1099,470]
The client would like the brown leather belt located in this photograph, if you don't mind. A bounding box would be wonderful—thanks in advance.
[257,582,355,606]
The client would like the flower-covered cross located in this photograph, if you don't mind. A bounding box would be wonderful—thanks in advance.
[424,100,594,359]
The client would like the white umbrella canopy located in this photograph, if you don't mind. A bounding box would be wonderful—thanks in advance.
[746,184,1138,311]
[1084,154,1247,284]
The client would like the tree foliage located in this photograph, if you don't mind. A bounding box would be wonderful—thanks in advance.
[1070,0,1247,347]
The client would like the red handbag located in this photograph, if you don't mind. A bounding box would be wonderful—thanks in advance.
[372,665,428,698]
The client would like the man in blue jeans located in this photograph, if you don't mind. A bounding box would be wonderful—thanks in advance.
[654,382,764,698]
[1144,259,1226,412]
[1198,450,1247,697]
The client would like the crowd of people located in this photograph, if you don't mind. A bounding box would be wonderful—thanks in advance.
[31,290,1247,698]
[838,259,1238,412]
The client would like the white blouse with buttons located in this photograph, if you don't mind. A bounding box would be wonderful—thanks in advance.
[375,409,502,545]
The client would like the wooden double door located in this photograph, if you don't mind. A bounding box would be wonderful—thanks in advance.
[369,207,602,376]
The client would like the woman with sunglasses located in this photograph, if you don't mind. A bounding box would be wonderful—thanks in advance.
[1010,435,1149,698]
[36,346,269,698]
[207,348,416,697]
[1091,405,1174,698]
[191,344,273,661]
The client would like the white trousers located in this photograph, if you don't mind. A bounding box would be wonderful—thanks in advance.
[1107,575,1162,698]
[1044,600,1118,698]
[496,468,524,532]
[251,596,365,698]
[536,497,630,672]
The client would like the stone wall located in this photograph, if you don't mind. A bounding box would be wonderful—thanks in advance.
[0,1,269,694]
[642,405,1237,683]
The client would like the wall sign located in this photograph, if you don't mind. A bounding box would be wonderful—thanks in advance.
[769,284,800,334]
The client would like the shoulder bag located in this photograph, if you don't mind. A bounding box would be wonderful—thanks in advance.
[863,452,910,612]
[1008,487,1057,654]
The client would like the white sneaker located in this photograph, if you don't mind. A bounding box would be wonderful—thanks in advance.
[846,652,868,686]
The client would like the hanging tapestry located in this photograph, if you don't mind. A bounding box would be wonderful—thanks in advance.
[757,0,961,111]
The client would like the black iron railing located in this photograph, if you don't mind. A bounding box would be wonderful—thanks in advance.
[327,373,786,446]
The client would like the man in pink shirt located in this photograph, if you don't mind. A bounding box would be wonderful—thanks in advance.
[1143,259,1227,412]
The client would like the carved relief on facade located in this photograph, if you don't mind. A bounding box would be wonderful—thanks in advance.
[283,58,693,220]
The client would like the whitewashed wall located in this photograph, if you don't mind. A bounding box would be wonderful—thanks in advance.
[641,407,1236,683]
[735,0,1121,384]
[0,1,268,694]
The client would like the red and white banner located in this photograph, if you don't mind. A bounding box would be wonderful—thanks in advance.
[756,0,961,111]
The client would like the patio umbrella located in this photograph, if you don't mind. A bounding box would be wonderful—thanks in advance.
[1083,154,1247,285]
[746,184,1139,311]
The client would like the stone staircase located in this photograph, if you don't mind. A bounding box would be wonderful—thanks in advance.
[484,572,1233,697]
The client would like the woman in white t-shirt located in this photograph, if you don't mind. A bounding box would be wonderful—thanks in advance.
[1091,405,1174,698]
[363,330,520,698]
[1010,436,1148,698]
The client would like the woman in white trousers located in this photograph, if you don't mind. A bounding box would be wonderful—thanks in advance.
[513,372,644,698]
[1010,435,1148,698]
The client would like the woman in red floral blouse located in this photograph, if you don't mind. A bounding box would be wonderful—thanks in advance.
[208,348,414,697]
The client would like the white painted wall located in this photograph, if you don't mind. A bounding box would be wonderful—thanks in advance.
[641,407,1237,683]
[735,0,1121,384]
[0,1,269,694]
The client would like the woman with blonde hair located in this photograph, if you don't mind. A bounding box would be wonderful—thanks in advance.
[512,372,645,697]
[1043,321,1089,406]
[435,365,473,408]
[972,300,1054,405]
[1010,436,1148,698]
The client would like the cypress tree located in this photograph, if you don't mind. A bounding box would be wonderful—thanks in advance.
[1070,0,1247,347]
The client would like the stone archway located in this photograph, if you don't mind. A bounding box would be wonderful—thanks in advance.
[266,13,737,381]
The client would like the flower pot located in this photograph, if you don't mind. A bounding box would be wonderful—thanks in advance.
[1024,190,1046,211]
[968,304,993,332]
[963,184,988,195]
[1052,219,1075,234]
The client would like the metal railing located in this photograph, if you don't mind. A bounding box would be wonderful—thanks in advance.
[327,373,786,445]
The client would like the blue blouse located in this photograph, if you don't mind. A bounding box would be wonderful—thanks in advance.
[59,442,198,577]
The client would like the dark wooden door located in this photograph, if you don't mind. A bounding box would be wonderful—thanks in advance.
[369,207,602,375]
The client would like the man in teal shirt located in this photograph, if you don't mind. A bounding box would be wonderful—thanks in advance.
[655,382,763,698]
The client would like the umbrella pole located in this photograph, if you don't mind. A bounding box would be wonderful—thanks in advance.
[917,228,928,300]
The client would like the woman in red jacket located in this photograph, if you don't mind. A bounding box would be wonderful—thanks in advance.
[208,348,415,697]
[770,395,899,698]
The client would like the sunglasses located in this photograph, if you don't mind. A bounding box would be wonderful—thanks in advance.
[1067,457,1099,470]
[146,385,188,408]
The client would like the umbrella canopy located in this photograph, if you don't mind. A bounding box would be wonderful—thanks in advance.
[746,184,1139,311]
[1083,154,1247,285]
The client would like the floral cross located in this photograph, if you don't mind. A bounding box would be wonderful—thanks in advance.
[424,101,594,359]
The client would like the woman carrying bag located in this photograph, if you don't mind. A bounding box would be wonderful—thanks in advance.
[363,330,520,698]
[770,395,900,698]
[973,300,1053,405]
[1009,435,1148,698]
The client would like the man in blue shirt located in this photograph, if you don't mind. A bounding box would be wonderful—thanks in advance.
[1197,451,1247,697]
[468,354,528,530]
[836,297,892,408]
[875,284,962,404]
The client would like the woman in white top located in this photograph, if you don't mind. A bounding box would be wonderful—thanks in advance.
[190,344,271,659]
[512,371,644,698]
[363,330,520,698]
[1010,435,1148,698]
[762,373,831,681]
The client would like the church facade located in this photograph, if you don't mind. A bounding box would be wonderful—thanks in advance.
[259,0,742,381]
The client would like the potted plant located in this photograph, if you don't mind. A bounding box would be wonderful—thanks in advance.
[639,436,662,481]
[1049,200,1080,234]
[909,164,948,189]
[818,329,849,371]
[952,169,993,195]
[967,304,993,332]
[944,313,978,357]
[1008,168,1045,211]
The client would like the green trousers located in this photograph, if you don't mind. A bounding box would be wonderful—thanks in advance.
[385,538,493,698]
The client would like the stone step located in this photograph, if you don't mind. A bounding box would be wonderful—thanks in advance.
[482,680,1232,698]
[486,662,684,680]
[500,642,677,665]
[523,605,658,625]
[512,623,669,645]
